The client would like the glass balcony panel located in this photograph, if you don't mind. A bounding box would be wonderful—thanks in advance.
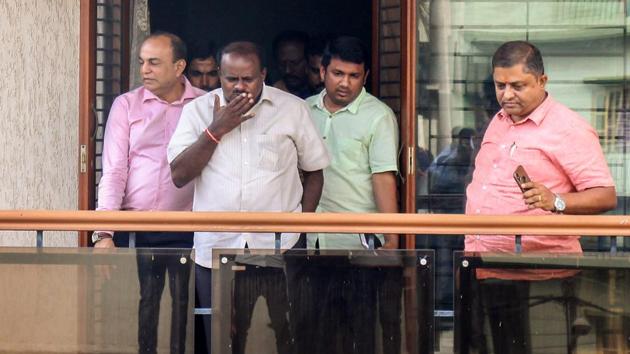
[211,249,434,354]
[455,251,630,353]
[0,247,194,353]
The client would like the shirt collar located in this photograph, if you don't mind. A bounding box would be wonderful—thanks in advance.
[497,93,553,126]
[312,87,367,115]
[142,76,197,104]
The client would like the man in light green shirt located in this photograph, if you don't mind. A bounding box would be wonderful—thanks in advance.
[306,36,399,250]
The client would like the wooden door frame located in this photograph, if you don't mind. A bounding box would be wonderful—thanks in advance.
[400,0,417,249]
[78,0,131,247]
[371,0,381,96]
[78,0,96,247]
[372,0,417,249]
[79,0,415,248]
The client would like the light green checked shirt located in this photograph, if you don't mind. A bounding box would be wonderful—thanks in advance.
[306,87,399,249]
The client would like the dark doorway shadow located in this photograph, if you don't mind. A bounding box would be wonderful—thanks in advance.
[149,0,372,87]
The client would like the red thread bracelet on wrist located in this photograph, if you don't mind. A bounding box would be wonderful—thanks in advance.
[204,128,220,144]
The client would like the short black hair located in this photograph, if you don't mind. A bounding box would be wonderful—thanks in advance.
[220,41,266,70]
[187,39,217,63]
[321,36,368,69]
[492,41,544,76]
[144,31,187,62]
[272,30,309,58]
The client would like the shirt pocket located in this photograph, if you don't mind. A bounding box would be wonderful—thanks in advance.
[508,145,551,181]
[509,145,548,166]
[336,138,366,169]
[255,134,283,171]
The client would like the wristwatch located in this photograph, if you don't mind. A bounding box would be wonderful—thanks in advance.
[553,194,566,213]
[91,231,113,244]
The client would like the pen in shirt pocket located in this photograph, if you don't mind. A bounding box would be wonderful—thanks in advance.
[509,142,517,157]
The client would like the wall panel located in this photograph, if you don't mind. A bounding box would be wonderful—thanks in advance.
[0,0,80,246]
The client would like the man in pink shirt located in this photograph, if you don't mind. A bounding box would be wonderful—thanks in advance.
[93,32,205,354]
[463,41,616,353]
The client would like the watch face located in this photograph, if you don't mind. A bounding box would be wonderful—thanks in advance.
[554,196,566,211]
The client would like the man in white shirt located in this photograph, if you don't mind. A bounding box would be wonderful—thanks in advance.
[168,41,329,354]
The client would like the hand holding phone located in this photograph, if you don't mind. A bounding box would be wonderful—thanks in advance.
[513,165,532,193]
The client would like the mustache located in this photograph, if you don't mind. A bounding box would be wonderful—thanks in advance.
[228,90,249,100]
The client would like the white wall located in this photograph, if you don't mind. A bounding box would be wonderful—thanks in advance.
[0,0,80,246]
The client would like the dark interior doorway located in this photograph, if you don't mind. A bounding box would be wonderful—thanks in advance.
[149,0,372,88]
[146,2,373,352]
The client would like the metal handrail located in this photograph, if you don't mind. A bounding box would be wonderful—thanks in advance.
[0,210,629,236]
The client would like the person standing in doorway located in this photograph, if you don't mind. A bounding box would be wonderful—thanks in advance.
[94,31,205,354]
[306,36,401,354]
[168,41,329,354]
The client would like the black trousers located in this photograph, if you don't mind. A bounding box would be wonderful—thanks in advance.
[232,266,293,354]
[301,266,403,354]
[306,266,378,354]
[195,264,213,354]
[195,263,293,354]
[468,277,578,354]
[377,267,403,354]
[115,231,193,354]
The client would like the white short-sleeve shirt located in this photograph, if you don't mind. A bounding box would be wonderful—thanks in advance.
[168,85,330,268]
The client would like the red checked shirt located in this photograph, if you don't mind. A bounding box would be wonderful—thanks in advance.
[465,94,614,280]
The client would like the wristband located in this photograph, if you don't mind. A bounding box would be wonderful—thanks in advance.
[204,128,220,144]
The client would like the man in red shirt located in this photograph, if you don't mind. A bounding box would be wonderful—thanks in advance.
[464,40,616,353]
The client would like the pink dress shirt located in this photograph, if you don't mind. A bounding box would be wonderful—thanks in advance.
[97,78,205,215]
[465,95,614,280]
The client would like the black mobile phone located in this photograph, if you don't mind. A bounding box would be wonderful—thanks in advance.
[513,165,531,193]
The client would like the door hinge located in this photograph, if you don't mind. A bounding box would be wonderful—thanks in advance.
[80,145,87,173]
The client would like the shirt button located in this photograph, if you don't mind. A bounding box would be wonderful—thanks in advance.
[244,161,248,165]
[493,164,497,168]
[475,209,480,214]
[500,144,506,149]
[476,235,480,240]
[323,136,327,139]
[482,185,487,190]
[243,138,247,143]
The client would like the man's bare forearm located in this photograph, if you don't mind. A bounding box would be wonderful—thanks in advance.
[301,169,324,213]
[523,182,617,214]
[171,93,257,188]
[372,171,399,248]
[170,133,218,188]
[561,186,617,214]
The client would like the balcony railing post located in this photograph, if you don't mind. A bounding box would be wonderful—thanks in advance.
[274,232,281,252]
[515,235,522,254]
[610,236,617,253]
[129,231,136,248]
[36,230,43,248]
[366,233,375,250]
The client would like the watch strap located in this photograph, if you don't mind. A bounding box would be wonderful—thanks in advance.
[92,231,113,243]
